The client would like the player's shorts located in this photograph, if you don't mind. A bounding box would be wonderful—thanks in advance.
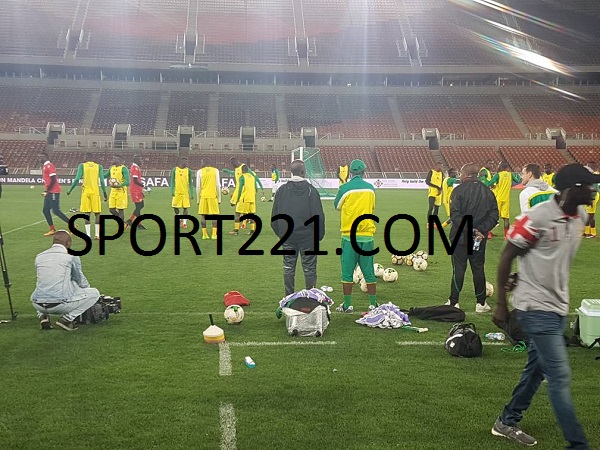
[497,199,510,219]
[80,191,101,214]
[340,237,376,283]
[429,194,442,207]
[585,192,599,214]
[130,191,144,204]
[172,193,190,209]
[109,189,128,210]
[236,201,256,215]
[199,198,220,215]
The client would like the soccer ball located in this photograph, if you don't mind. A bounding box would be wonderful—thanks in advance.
[416,250,424,258]
[374,263,385,278]
[144,186,152,193]
[421,252,428,261]
[30,185,34,189]
[353,266,363,284]
[405,255,414,266]
[359,278,369,292]
[261,196,267,202]
[224,305,244,324]
[382,268,398,283]
[221,187,230,196]
[413,258,428,272]
[486,281,494,298]
[391,255,399,265]
[108,178,119,187]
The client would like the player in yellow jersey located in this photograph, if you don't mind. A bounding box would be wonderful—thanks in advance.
[542,163,556,188]
[479,160,497,238]
[223,157,264,233]
[425,162,443,226]
[441,168,459,228]
[104,154,129,222]
[482,161,520,239]
[338,164,349,186]
[230,164,262,235]
[171,157,194,229]
[584,161,599,238]
[196,158,221,239]
[67,153,108,240]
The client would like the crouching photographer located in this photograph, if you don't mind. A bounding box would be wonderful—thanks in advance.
[31,230,108,331]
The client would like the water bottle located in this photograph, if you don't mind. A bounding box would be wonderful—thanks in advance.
[485,332,506,341]
[473,235,482,251]
[244,356,256,368]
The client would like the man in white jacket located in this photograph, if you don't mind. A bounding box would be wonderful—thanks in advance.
[519,164,556,213]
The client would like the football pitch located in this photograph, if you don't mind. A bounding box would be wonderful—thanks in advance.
[0,186,598,450]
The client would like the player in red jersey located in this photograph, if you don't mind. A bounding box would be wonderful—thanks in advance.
[125,156,147,230]
[39,152,70,236]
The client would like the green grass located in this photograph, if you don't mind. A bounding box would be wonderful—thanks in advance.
[0,186,599,449]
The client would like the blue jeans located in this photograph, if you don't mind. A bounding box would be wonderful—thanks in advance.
[500,310,590,450]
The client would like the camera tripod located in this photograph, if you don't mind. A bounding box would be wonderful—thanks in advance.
[0,224,17,323]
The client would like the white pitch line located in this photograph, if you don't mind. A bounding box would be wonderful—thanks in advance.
[228,341,337,347]
[219,342,232,376]
[219,403,237,450]
[3,219,47,235]
[396,341,506,346]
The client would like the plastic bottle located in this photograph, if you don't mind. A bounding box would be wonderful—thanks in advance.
[485,332,506,341]
[244,356,256,368]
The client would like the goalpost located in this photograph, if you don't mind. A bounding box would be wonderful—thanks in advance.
[291,147,336,199]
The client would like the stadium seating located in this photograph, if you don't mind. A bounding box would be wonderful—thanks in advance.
[76,0,187,61]
[218,93,278,138]
[499,146,569,172]
[91,90,161,135]
[374,146,434,173]
[567,147,600,165]
[440,147,502,172]
[167,92,211,131]
[187,153,288,173]
[396,95,523,139]
[0,141,46,169]
[320,146,380,172]
[510,95,600,136]
[0,87,92,132]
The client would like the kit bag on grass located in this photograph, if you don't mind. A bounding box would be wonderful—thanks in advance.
[281,297,330,337]
[445,323,483,358]
[407,305,466,322]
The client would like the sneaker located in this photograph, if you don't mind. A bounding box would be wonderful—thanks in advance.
[335,304,354,314]
[43,230,56,237]
[228,230,238,235]
[368,303,379,311]
[40,315,52,330]
[586,234,597,239]
[202,235,210,240]
[491,418,537,446]
[476,302,492,313]
[94,236,100,240]
[55,318,78,331]
[445,300,460,309]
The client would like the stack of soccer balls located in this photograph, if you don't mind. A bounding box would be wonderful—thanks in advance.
[373,262,398,283]
[391,251,429,272]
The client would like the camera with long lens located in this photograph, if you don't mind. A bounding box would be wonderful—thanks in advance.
[76,294,122,325]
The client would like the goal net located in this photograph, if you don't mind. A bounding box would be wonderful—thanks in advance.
[291,147,336,199]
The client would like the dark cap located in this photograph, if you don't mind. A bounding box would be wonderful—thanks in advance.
[554,164,600,191]
[349,159,366,173]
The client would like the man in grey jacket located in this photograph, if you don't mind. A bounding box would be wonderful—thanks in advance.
[31,230,100,331]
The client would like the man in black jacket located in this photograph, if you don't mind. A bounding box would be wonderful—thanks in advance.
[446,163,499,312]
[271,160,325,296]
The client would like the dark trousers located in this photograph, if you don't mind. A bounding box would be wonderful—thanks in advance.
[427,196,439,217]
[43,193,70,227]
[283,242,318,296]
[449,238,487,304]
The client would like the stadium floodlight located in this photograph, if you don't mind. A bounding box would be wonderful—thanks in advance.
[422,128,440,150]
[178,126,194,148]
[46,122,65,146]
[240,126,256,152]
[546,127,566,149]
[301,127,318,148]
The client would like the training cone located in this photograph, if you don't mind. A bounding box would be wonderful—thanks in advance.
[203,314,225,344]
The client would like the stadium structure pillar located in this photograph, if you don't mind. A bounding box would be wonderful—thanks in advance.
[178,126,194,149]
[301,127,317,148]
[240,126,255,152]
[546,127,567,149]
[422,128,440,150]
[112,124,131,150]
[46,122,65,146]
